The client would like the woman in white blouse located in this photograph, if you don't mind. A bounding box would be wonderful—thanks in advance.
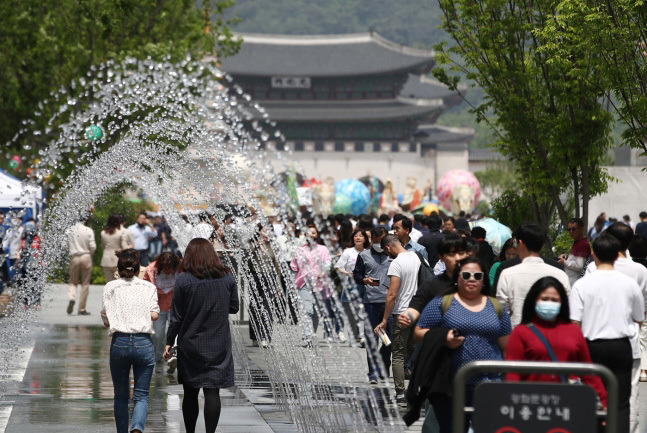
[335,228,370,345]
[101,249,159,433]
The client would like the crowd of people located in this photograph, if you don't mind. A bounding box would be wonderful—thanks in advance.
[2,207,647,433]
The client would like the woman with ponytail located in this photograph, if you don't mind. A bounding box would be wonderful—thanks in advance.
[100,248,159,433]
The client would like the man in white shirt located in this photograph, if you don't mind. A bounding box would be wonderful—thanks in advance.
[67,219,96,315]
[374,234,422,404]
[570,234,643,433]
[584,222,647,433]
[497,223,570,327]
[128,212,157,267]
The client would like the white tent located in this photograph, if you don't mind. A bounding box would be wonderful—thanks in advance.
[0,170,43,219]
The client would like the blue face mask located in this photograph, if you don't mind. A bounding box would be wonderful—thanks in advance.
[535,301,561,321]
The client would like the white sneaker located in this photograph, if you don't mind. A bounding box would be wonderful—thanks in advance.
[337,332,347,343]
[261,340,269,348]
[166,356,177,374]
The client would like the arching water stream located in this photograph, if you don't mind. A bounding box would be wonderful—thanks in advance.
[1,57,403,432]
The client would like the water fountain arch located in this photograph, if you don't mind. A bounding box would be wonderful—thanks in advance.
[3,57,405,432]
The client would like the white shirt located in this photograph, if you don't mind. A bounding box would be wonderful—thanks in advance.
[101,277,160,336]
[585,258,647,358]
[67,223,96,257]
[570,270,644,356]
[335,247,362,273]
[387,251,421,314]
[497,256,571,327]
[410,227,423,242]
[128,224,157,250]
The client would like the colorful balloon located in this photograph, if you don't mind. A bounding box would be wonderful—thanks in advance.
[436,169,481,214]
[8,155,21,171]
[84,125,103,141]
[334,179,370,215]
[423,203,439,216]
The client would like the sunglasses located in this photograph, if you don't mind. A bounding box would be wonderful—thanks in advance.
[461,271,484,281]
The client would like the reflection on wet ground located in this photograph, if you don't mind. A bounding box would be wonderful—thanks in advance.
[2,324,298,432]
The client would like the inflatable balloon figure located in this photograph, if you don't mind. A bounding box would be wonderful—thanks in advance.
[8,155,22,171]
[436,169,481,215]
[334,178,370,216]
[379,179,401,214]
[358,175,383,214]
[314,177,336,216]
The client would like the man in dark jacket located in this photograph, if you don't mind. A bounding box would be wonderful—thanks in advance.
[353,226,392,384]
[417,214,444,268]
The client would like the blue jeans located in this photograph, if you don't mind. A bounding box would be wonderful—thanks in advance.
[148,240,162,261]
[363,302,392,380]
[110,333,155,433]
[152,311,168,362]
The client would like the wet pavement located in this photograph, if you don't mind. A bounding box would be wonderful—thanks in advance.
[0,284,298,433]
[3,283,647,432]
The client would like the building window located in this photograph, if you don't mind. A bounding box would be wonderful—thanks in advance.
[334,142,344,152]
[294,142,304,151]
[355,142,365,152]
[315,142,324,152]
[373,142,381,152]
[391,142,399,152]
[409,142,417,152]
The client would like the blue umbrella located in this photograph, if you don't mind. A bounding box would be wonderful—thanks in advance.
[470,218,512,255]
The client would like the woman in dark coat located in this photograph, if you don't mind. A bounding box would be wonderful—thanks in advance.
[163,238,239,433]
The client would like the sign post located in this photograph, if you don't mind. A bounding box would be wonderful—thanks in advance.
[452,360,618,433]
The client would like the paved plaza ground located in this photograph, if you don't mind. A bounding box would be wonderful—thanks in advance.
[2,284,647,432]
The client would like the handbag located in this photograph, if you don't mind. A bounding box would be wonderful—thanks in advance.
[526,324,603,409]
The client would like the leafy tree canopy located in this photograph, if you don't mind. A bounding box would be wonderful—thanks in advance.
[0,0,239,153]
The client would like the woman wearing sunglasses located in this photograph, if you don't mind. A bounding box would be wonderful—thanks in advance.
[414,257,512,433]
[505,276,607,405]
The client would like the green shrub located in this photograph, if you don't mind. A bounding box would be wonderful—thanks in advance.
[91,266,106,285]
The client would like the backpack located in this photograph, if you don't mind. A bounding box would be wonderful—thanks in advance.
[415,252,435,289]
[441,293,503,319]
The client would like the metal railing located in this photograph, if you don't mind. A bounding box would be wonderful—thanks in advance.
[452,360,618,433]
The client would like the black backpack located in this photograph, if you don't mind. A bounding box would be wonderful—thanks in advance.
[415,252,435,288]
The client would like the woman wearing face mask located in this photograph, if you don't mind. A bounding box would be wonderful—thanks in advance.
[290,224,333,347]
[505,276,607,406]
[413,258,511,432]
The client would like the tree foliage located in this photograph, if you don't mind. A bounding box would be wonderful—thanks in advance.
[0,0,240,152]
[433,0,615,230]
[491,189,534,233]
[545,0,647,159]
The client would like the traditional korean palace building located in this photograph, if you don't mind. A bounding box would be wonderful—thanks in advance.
[220,32,477,192]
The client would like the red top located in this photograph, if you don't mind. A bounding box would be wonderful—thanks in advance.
[505,318,607,407]
[570,236,591,259]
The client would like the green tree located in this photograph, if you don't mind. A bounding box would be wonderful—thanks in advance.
[545,0,647,160]
[0,0,239,154]
[433,0,614,231]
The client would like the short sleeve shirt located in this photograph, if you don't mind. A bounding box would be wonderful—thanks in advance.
[570,270,644,346]
[388,251,421,314]
[418,296,512,386]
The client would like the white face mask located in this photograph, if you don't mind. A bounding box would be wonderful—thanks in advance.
[372,243,383,253]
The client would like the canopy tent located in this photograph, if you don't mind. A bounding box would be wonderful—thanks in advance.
[0,170,43,221]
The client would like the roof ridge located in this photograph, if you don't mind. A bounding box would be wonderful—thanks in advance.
[234,31,433,57]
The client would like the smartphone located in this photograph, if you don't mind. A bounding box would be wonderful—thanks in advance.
[451,328,462,338]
